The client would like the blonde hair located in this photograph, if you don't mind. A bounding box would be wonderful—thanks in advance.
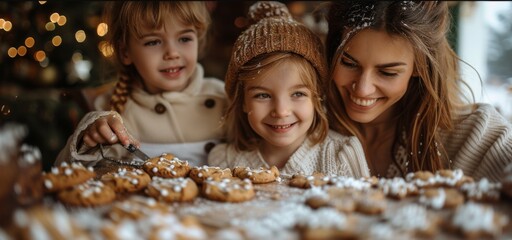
[103,2,211,113]
[324,1,475,174]
[225,52,328,151]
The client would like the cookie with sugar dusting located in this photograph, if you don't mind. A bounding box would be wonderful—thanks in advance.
[107,195,173,222]
[446,202,509,239]
[419,187,464,209]
[57,179,116,207]
[328,176,373,190]
[101,167,151,193]
[459,178,502,202]
[289,172,330,189]
[434,169,473,188]
[145,177,198,203]
[405,170,437,188]
[386,204,440,238]
[14,206,91,240]
[355,188,387,215]
[42,162,96,193]
[188,165,233,185]
[232,166,280,184]
[143,153,190,178]
[296,208,358,240]
[378,177,418,199]
[202,178,255,203]
[305,187,358,213]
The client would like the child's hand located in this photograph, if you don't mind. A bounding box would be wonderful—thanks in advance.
[82,113,139,148]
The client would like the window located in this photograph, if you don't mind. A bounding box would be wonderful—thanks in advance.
[458,2,512,121]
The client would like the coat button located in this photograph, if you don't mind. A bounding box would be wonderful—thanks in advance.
[204,99,215,108]
[204,142,216,153]
[154,103,166,114]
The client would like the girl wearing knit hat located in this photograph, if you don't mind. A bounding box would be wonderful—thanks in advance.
[55,2,227,167]
[324,1,512,181]
[208,1,369,177]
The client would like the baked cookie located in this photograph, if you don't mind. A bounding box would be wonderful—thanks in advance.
[378,177,418,199]
[232,166,280,184]
[42,162,96,193]
[13,206,90,239]
[101,167,151,193]
[405,170,436,188]
[328,176,373,190]
[202,178,255,202]
[459,178,502,202]
[386,204,439,238]
[296,208,357,240]
[107,195,173,222]
[306,187,358,213]
[289,172,330,189]
[145,177,198,202]
[434,169,473,188]
[419,187,464,209]
[355,188,386,215]
[143,153,190,178]
[188,166,232,184]
[15,143,43,206]
[101,212,206,240]
[447,202,509,239]
[57,179,116,207]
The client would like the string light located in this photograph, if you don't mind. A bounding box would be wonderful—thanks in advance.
[49,13,59,23]
[34,50,46,62]
[98,41,113,57]
[45,22,55,31]
[97,22,107,37]
[52,36,62,46]
[7,47,17,58]
[17,46,27,56]
[75,30,86,43]
[57,15,66,26]
[25,37,35,48]
[3,20,12,31]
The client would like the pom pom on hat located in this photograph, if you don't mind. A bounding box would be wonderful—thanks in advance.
[225,1,327,100]
[248,1,292,23]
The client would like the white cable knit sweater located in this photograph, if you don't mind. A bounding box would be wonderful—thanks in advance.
[441,103,512,182]
[208,130,370,178]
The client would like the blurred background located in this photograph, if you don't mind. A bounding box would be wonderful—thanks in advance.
[1,1,511,170]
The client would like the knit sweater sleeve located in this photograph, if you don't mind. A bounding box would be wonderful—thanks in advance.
[55,111,120,166]
[326,130,370,178]
[444,104,512,182]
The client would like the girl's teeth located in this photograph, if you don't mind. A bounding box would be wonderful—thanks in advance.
[164,68,178,73]
[272,124,292,129]
[350,96,377,106]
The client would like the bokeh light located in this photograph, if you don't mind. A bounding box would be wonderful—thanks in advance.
[75,30,86,42]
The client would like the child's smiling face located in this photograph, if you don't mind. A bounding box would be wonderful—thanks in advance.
[121,17,198,94]
[243,60,315,151]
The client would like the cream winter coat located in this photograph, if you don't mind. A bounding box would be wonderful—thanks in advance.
[56,64,227,167]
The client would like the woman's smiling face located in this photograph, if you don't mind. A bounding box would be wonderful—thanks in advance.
[332,29,415,124]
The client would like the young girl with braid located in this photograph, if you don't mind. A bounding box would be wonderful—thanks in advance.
[56,2,226,167]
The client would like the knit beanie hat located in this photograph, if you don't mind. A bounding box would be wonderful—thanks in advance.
[225,1,327,99]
